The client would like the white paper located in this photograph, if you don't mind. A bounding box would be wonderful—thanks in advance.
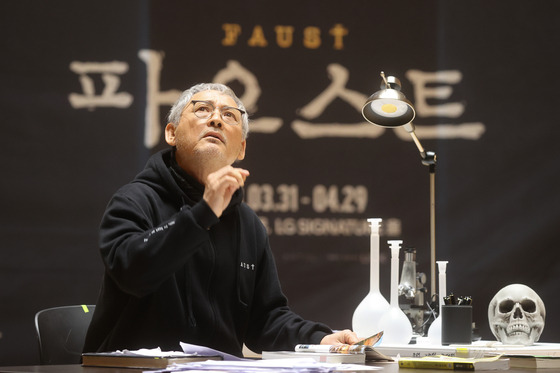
[180,342,247,361]
[113,347,193,357]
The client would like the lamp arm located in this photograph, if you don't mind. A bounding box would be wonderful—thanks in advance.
[409,131,427,160]
[404,122,437,298]
[403,123,435,165]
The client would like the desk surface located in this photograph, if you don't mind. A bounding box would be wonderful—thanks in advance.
[0,366,143,373]
[0,364,548,373]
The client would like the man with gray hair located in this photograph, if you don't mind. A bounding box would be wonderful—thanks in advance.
[84,83,358,357]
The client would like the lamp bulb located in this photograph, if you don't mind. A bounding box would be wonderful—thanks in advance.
[369,99,409,118]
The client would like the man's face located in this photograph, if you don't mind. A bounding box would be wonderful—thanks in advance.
[165,90,246,169]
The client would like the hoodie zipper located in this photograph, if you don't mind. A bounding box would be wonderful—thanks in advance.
[185,233,216,330]
[207,232,217,340]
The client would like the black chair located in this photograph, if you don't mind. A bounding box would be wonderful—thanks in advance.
[34,305,95,364]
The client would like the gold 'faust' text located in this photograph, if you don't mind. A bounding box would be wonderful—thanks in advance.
[221,24,348,50]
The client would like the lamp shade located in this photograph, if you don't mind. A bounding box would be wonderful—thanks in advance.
[361,75,416,127]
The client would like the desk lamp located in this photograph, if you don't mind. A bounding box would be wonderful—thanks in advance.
[361,71,438,299]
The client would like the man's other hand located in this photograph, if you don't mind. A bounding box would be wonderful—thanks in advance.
[320,329,360,345]
[204,166,250,218]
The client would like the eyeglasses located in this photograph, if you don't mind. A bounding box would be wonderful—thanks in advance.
[190,100,245,126]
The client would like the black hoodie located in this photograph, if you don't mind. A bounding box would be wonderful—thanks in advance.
[83,149,331,356]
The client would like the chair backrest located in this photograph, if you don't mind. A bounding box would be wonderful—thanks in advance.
[34,305,95,365]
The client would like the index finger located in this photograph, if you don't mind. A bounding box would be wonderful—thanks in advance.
[230,167,250,185]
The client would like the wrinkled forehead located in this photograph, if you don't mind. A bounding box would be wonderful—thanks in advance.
[190,90,238,108]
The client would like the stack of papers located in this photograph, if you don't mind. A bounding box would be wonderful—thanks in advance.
[176,343,382,372]
[82,347,222,369]
[151,358,382,372]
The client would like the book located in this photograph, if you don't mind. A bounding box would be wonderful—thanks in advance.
[398,355,509,371]
[375,344,486,358]
[263,332,392,364]
[82,352,222,369]
[294,343,393,361]
[262,350,366,364]
[375,341,560,359]
[504,354,560,369]
[476,341,560,356]
[353,330,384,346]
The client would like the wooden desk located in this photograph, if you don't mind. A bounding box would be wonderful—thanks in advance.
[0,364,549,373]
[0,366,143,373]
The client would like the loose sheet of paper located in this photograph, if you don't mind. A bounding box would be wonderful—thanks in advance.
[151,358,381,372]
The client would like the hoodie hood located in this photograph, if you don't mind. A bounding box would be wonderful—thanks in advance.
[132,148,243,214]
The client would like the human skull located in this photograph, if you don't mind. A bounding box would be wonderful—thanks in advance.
[488,284,545,345]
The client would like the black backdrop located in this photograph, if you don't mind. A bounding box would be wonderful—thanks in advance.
[1,0,559,365]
